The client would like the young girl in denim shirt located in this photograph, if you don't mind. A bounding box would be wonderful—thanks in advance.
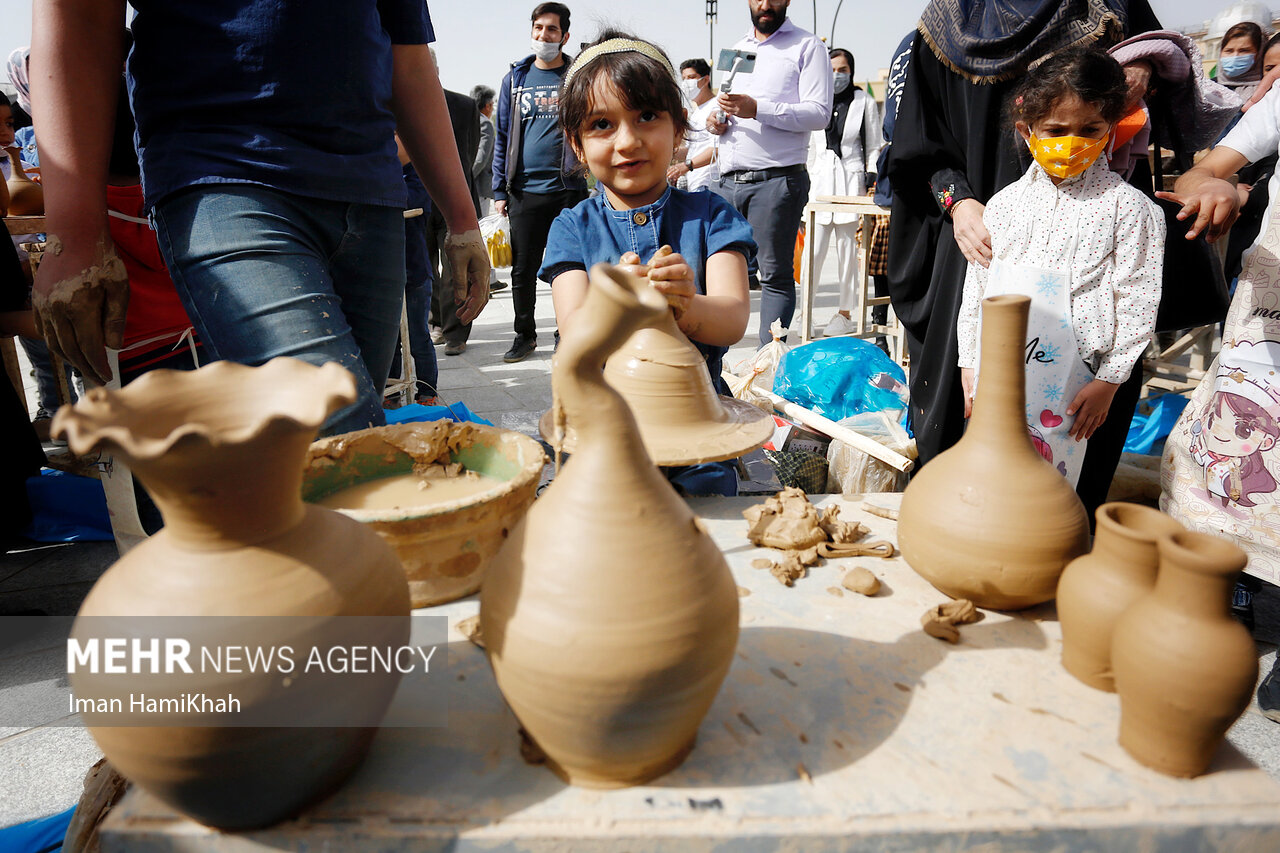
[540,29,756,391]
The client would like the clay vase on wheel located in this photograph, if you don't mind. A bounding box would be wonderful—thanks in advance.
[54,358,411,829]
[1112,530,1257,777]
[1057,503,1183,691]
[481,263,740,788]
[897,294,1090,610]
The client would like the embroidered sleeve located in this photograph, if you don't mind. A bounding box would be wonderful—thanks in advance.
[929,168,975,217]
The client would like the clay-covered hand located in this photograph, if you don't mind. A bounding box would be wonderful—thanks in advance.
[32,236,129,386]
[444,229,491,323]
[1156,183,1240,243]
[617,251,650,281]
[647,246,695,320]
[717,92,757,120]
[950,199,992,267]
[1066,378,1120,441]
[960,366,976,419]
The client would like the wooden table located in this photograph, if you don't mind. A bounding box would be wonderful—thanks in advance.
[98,494,1280,851]
[798,197,904,368]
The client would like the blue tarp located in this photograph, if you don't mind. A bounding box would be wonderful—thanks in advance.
[22,470,113,543]
[0,804,74,853]
[1124,393,1190,455]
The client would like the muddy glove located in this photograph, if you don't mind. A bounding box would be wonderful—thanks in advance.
[443,229,491,324]
[32,235,129,386]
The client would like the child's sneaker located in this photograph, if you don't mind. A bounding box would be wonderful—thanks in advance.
[824,313,857,337]
[1259,657,1280,724]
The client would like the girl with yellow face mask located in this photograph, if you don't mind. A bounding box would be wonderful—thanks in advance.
[954,48,1165,522]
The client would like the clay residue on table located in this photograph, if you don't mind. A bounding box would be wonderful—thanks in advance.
[921,599,985,643]
[746,489,891,585]
[745,487,868,550]
[841,566,882,596]
[455,615,485,649]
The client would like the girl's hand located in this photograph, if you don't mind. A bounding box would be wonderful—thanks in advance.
[647,246,695,320]
[1066,378,1120,441]
[960,367,976,419]
[950,199,992,267]
[617,251,649,280]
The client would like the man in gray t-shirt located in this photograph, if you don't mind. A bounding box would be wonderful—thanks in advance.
[492,2,588,363]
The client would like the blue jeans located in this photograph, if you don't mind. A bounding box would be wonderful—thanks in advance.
[712,171,810,346]
[153,185,405,436]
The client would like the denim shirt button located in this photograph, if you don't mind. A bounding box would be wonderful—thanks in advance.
[632,211,648,226]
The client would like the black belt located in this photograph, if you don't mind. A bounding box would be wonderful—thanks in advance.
[722,164,806,183]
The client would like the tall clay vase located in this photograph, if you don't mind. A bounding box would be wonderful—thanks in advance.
[1112,531,1257,777]
[6,148,42,215]
[897,295,1090,610]
[53,358,411,829]
[1058,503,1183,691]
[481,264,740,788]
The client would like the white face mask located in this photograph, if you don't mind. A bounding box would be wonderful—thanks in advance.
[680,77,704,99]
[531,37,562,62]
[832,72,851,95]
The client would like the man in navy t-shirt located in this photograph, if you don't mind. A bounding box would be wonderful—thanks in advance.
[492,2,588,363]
[31,0,491,435]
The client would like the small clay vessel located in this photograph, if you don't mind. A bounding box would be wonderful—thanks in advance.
[1112,530,1257,778]
[54,358,410,829]
[1057,503,1183,691]
[482,264,740,788]
[6,148,42,215]
[897,295,1090,610]
[539,296,772,465]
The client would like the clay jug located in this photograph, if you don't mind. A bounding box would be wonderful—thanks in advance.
[481,263,740,788]
[53,358,411,829]
[6,148,42,215]
[1112,530,1257,777]
[1057,503,1184,691]
[898,294,1090,610]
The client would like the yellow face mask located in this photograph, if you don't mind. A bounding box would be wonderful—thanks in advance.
[1028,133,1110,179]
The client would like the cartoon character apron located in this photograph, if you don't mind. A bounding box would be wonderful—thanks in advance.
[1163,197,1280,585]
[978,259,1095,487]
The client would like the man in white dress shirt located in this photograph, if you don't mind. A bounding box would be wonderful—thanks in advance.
[707,0,833,345]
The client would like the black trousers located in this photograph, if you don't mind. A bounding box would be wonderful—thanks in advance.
[1075,364,1144,526]
[507,187,586,340]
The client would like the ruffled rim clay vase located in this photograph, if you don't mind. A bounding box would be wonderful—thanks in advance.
[1112,530,1257,778]
[303,420,546,607]
[54,358,411,829]
[897,294,1090,610]
[539,295,772,466]
[483,264,740,788]
[1057,503,1184,691]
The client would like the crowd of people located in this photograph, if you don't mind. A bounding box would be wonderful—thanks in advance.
[2,1,1278,716]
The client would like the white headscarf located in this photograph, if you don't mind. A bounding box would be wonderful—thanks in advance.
[6,47,30,114]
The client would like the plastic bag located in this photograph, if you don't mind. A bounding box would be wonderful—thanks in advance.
[480,213,512,268]
[825,412,916,494]
[774,337,908,422]
[722,320,791,412]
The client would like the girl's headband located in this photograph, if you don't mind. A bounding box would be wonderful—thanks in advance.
[563,38,678,88]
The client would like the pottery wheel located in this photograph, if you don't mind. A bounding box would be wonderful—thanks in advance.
[539,395,773,466]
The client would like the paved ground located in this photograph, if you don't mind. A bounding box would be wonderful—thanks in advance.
[2,263,1278,830]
